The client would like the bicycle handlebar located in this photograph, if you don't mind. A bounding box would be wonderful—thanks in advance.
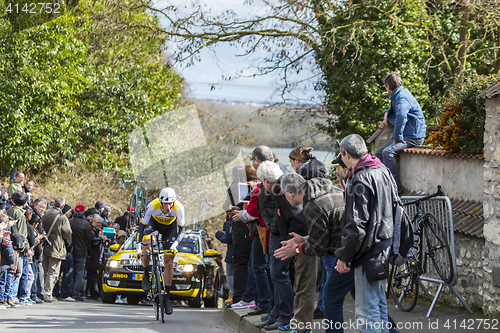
[403,185,445,206]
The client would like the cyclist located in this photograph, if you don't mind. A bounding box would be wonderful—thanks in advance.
[136,187,186,315]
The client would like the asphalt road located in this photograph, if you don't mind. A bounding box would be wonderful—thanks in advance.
[0,299,235,333]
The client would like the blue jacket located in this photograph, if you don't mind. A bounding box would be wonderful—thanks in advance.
[1,237,15,266]
[385,86,426,142]
[215,220,233,263]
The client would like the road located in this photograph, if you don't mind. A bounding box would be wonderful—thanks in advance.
[0,299,235,333]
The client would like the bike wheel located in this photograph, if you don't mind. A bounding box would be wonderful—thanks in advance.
[388,260,418,312]
[155,266,164,323]
[128,194,137,230]
[423,213,454,284]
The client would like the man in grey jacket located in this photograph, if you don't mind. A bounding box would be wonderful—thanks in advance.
[275,173,348,333]
[41,197,72,302]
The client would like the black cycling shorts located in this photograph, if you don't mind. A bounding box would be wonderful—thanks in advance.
[144,223,178,252]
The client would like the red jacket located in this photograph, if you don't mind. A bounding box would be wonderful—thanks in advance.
[246,183,271,248]
[246,183,265,227]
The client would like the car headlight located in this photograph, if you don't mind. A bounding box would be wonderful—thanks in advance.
[108,260,122,269]
[178,264,195,273]
[107,280,120,287]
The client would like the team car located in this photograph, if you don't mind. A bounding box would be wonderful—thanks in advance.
[102,229,220,308]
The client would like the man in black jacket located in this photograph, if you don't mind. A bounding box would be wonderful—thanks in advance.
[70,205,93,301]
[256,161,308,331]
[335,134,395,333]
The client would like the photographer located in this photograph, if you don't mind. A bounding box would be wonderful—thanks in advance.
[41,197,72,303]
[26,214,45,303]
[70,205,93,301]
[86,214,105,300]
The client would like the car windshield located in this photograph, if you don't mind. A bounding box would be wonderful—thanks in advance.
[120,233,199,254]
[178,236,200,254]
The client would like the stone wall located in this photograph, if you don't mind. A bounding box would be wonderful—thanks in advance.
[399,153,483,201]
[481,97,500,316]
[419,233,484,309]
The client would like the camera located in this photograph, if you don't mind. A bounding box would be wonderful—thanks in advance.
[41,233,52,247]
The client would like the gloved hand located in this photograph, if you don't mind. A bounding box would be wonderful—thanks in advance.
[170,240,179,254]
[135,243,142,258]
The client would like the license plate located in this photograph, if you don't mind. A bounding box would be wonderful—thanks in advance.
[133,274,143,281]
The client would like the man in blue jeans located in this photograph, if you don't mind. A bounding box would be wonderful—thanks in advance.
[336,134,396,333]
[375,72,426,194]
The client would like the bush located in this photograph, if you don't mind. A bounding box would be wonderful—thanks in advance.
[424,75,500,154]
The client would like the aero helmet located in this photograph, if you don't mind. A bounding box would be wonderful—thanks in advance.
[159,187,176,204]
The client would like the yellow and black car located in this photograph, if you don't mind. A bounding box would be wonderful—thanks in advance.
[102,229,220,308]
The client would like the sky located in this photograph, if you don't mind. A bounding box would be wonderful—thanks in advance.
[153,0,319,103]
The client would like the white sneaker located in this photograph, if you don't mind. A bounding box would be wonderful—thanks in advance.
[62,296,76,302]
[115,298,126,304]
[231,300,256,309]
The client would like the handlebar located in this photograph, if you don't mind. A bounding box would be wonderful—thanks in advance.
[403,185,445,207]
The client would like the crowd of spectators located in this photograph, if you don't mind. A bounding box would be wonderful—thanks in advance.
[214,71,425,333]
[217,141,402,333]
[0,171,132,314]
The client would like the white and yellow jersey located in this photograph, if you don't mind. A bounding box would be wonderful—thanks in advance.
[141,198,185,227]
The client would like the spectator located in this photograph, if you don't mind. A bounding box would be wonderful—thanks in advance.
[215,217,234,305]
[375,72,426,194]
[69,205,93,301]
[30,198,48,301]
[0,213,15,309]
[101,206,111,227]
[86,214,105,300]
[0,196,8,214]
[251,146,282,329]
[335,134,395,333]
[115,207,133,231]
[289,146,329,320]
[275,172,349,333]
[53,205,74,302]
[257,161,308,330]
[222,164,246,212]
[7,191,31,305]
[0,188,11,212]
[62,204,72,219]
[84,210,94,223]
[225,165,255,310]
[95,201,105,215]
[4,233,24,308]
[257,161,307,331]
[289,147,327,180]
[232,166,272,316]
[8,172,24,197]
[22,179,35,202]
[26,214,44,304]
[116,230,127,246]
[41,197,72,303]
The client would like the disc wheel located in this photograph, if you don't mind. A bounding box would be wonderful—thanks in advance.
[423,213,454,284]
[388,260,418,312]
[188,279,203,308]
[204,275,220,308]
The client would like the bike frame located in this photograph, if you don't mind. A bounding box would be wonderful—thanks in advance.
[404,185,445,277]
[121,175,148,230]
[143,231,166,323]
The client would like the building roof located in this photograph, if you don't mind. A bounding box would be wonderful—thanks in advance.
[477,79,500,100]
[400,189,484,238]
[402,147,484,160]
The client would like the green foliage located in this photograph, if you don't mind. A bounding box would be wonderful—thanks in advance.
[424,74,500,154]
[0,0,183,174]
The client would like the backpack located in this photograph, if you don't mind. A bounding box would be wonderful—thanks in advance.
[389,182,414,266]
